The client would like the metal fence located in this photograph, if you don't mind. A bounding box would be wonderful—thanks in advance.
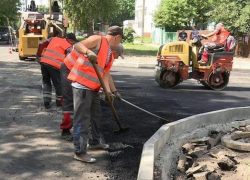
[151,27,177,45]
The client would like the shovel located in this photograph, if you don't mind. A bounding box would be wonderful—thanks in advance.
[92,63,129,134]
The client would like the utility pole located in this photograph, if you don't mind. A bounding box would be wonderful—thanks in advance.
[49,0,52,19]
[141,0,145,43]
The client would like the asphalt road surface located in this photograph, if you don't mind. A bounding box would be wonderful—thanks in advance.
[0,44,250,180]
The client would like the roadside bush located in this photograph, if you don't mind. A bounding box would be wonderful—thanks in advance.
[123,27,135,43]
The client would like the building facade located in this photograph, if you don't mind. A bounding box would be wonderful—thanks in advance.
[133,0,161,37]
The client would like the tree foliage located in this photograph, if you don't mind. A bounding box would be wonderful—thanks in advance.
[154,0,212,30]
[208,0,250,36]
[110,0,135,26]
[154,0,211,27]
[62,0,119,34]
[0,0,20,26]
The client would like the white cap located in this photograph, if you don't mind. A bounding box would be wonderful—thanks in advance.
[115,43,124,59]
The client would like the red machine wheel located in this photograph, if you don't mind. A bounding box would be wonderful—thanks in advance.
[207,71,230,90]
[159,70,180,88]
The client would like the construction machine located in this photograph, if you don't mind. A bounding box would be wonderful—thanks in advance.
[155,35,236,90]
[18,0,68,60]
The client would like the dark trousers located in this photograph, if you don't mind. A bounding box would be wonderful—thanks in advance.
[199,43,224,62]
[73,88,102,154]
[41,63,62,104]
[60,63,74,130]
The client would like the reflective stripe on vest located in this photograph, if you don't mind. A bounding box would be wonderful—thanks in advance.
[64,50,80,70]
[77,57,104,73]
[41,37,72,69]
[46,49,65,59]
[42,55,62,67]
[71,68,100,84]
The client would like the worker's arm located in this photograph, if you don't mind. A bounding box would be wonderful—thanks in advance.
[74,35,101,54]
[74,35,101,64]
[103,73,112,93]
[37,37,52,57]
[205,29,220,38]
[107,72,122,100]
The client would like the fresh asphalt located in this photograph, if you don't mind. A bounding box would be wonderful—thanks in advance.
[103,66,250,179]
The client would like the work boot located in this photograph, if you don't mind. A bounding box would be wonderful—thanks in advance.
[61,129,73,141]
[74,153,96,163]
[44,102,51,109]
[88,142,110,150]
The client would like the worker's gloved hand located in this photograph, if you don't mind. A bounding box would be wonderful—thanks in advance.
[105,92,114,105]
[87,50,98,64]
[113,91,122,101]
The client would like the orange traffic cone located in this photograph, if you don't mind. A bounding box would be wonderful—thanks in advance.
[9,45,12,54]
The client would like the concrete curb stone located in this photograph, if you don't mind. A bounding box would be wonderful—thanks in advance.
[137,106,250,180]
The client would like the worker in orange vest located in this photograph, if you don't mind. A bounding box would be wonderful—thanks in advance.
[198,23,230,64]
[37,33,78,108]
[67,26,123,163]
[60,43,124,141]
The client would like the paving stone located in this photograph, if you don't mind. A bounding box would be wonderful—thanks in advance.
[190,137,210,144]
[208,132,223,148]
[177,153,187,172]
[189,146,208,158]
[217,156,236,171]
[182,143,195,153]
[193,172,208,180]
[245,125,250,131]
[207,172,221,180]
[186,165,207,176]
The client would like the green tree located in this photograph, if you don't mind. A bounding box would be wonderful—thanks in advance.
[208,0,250,36]
[62,0,119,35]
[110,0,135,26]
[154,0,212,30]
[38,5,49,13]
[0,0,20,26]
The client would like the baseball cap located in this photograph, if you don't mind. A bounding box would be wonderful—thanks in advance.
[115,44,124,59]
[66,33,78,42]
[107,26,124,39]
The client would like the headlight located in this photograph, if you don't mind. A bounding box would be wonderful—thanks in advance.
[2,33,8,37]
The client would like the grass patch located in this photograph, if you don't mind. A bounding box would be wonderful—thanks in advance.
[134,37,153,43]
[123,43,158,56]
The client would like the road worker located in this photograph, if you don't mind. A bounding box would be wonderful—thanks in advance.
[67,26,123,163]
[198,23,230,64]
[37,33,78,108]
[60,43,124,141]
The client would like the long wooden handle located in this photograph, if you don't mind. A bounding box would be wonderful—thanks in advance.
[92,63,123,128]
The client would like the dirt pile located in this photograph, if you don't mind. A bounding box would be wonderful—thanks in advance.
[174,126,250,180]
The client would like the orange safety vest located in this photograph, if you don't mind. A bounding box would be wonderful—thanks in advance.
[41,37,72,69]
[64,49,80,70]
[67,37,114,91]
[212,28,230,45]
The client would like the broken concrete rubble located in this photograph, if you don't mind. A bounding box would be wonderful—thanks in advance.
[174,127,250,180]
